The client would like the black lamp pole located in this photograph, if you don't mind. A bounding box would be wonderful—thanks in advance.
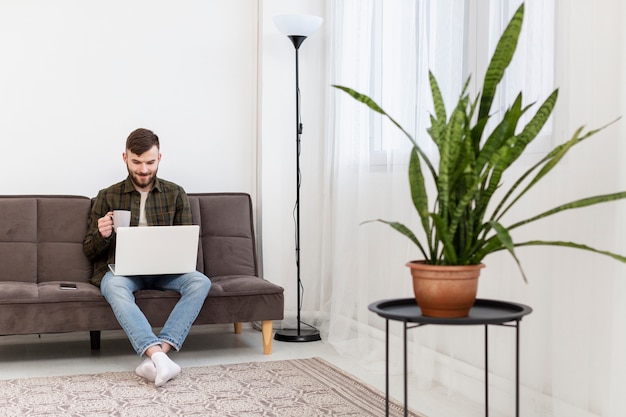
[274,34,321,343]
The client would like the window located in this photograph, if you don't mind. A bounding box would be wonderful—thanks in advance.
[333,0,556,167]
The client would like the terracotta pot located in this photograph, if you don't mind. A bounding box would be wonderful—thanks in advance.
[406,261,485,318]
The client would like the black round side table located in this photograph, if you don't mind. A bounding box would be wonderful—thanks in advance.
[369,298,532,417]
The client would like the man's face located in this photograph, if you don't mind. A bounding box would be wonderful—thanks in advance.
[123,145,161,192]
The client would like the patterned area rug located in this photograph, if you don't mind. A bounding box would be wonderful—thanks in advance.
[0,357,424,417]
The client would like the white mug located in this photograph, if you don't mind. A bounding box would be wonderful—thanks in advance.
[112,210,131,231]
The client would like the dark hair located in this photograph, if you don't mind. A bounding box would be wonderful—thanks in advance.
[126,128,160,155]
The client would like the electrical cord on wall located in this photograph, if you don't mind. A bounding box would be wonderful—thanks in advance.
[292,194,317,333]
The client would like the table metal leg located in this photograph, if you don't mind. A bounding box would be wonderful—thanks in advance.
[516,320,520,417]
[404,321,408,417]
[385,319,390,417]
[485,324,489,417]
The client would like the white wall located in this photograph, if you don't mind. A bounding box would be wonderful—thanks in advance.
[0,0,329,324]
[0,0,258,196]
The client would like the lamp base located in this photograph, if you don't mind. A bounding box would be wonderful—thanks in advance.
[274,328,321,343]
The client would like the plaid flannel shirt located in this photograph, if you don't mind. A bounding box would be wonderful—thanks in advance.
[83,176,193,286]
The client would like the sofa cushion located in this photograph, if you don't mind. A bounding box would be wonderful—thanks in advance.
[190,193,258,277]
[0,199,38,283]
[0,282,38,301]
[0,197,93,285]
[37,197,93,282]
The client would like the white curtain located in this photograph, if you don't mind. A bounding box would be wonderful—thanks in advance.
[319,0,626,416]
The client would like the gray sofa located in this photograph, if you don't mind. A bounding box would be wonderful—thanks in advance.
[0,193,284,354]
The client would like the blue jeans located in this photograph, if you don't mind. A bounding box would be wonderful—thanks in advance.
[100,271,211,356]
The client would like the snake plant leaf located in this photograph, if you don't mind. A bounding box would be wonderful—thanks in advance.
[511,118,620,214]
[495,125,584,223]
[475,3,524,138]
[408,146,432,246]
[332,85,385,115]
[491,89,560,220]
[474,93,525,219]
[514,241,626,263]
[331,85,415,145]
[449,168,490,244]
[333,84,438,180]
[428,71,448,137]
[437,91,470,224]
[506,118,618,214]
[508,90,558,161]
[488,221,528,283]
[509,191,626,231]
[476,92,524,175]
[368,219,429,260]
[431,213,458,264]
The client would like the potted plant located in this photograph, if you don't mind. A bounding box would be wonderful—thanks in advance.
[333,3,626,318]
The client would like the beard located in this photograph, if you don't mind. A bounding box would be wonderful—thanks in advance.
[128,168,157,190]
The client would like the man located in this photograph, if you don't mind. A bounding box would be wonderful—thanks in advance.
[83,128,211,386]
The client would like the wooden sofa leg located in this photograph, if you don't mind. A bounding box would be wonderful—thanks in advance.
[262,320,273,355]
[233,322,243,334]
[90,330,101,350]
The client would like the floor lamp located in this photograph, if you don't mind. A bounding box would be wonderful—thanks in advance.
[273,14,323,343]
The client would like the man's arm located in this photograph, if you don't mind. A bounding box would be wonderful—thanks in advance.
[83,191,114,260]
[174,187,193,226]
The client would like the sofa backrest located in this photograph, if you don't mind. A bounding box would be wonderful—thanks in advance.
[0,193,258,284]
[0,196,93,284]
[188,193,258,278]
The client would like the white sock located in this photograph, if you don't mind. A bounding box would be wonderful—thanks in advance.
[135,357,157,382]
[151,351,181,387]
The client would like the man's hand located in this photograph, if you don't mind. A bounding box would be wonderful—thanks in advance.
[98,211,115,239]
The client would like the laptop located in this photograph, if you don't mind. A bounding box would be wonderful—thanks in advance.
[108,225,200,276]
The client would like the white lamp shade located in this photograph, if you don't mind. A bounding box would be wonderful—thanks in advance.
[273,14,323,37]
